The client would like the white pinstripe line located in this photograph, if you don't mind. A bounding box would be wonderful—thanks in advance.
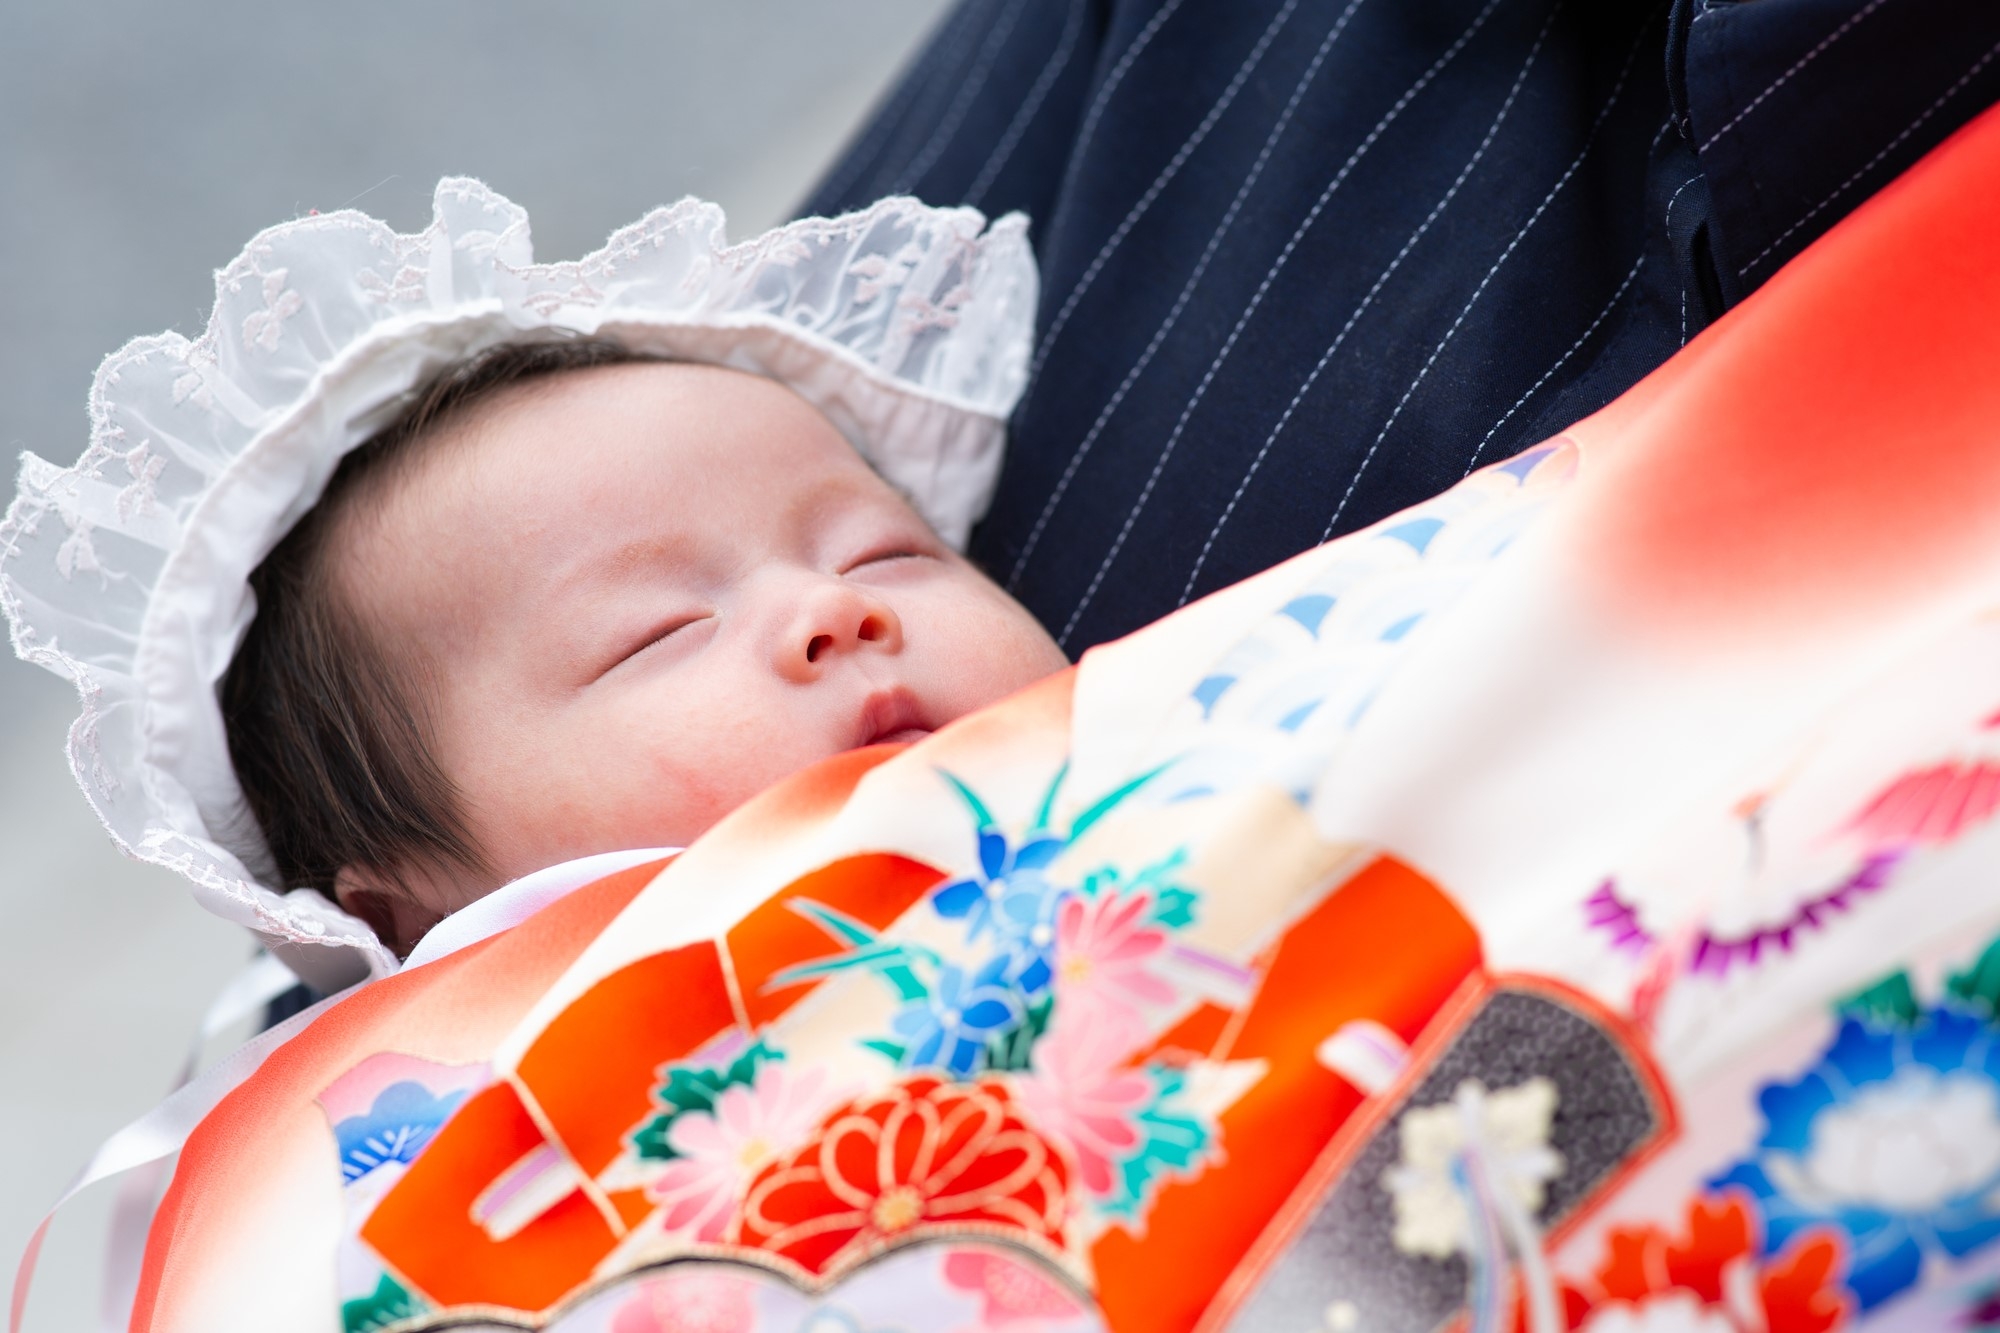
[1697,0,1895,152]
[1016,0,1308,412]
[890,0,1033,196]
[1055,0,1192,202]
[1177,0,1610,603]
[1659,171,1703,346]
[1003,0,1340,590]
[1459,252,1646,476]
[1315,8,1657,545]
[965,0,1091,208]
[1043,0,1513,642]
[1737,36,2000,278]
[814,0,992,207]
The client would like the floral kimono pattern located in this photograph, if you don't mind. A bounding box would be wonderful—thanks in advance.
[125,103,2000,1333]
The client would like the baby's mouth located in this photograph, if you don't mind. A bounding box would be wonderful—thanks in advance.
[854,687,932,749]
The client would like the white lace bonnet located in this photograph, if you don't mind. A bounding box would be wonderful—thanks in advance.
[0,179,1036,991]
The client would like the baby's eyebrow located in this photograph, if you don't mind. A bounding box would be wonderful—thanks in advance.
[548,533,703,601]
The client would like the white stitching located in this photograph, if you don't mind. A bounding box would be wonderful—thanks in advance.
[1039,0,1512,637]
[816,0,992,207]
[1015,0,1307,417]
[1737,36,2000,278]
[965,0,1092,208]
[1057,0,1192,201]
[1178,0,1622,602]
[890,0,1034,196]
[1659,171,1703,346]
[1313,6,1658,545]
[1661,173,1703,233]
[1003,0,1333,589]
[1697,0,1894,152]
[1459,252,1646,475]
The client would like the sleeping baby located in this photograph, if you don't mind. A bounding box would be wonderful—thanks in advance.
[4,180,1060,983]
[223,340,1067,955]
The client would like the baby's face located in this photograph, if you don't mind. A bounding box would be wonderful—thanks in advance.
[336,361,1066,926]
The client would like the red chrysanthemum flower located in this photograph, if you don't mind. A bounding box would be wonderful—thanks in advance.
[733,1076,1069,1276]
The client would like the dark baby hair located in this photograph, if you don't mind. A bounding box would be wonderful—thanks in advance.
[221,336,647,943]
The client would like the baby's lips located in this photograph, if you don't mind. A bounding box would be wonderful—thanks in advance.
[853,685,930,749]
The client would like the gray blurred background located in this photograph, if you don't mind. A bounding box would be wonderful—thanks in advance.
[0,2,953,1323]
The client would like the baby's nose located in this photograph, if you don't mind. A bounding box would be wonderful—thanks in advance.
[776,581,902,681]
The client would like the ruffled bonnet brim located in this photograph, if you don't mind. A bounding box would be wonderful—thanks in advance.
[0,179,1036,990]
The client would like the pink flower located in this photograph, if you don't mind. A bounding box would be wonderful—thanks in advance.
[645,1064,842,1241]
[1014,1009,1153,1197]
[1052,891,1175,1023]
[942,1247,1086,1329]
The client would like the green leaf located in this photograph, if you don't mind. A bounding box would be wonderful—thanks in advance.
[936,767,999,830]
[1149,886,1199,931]
[768,942,911,989]
[1949,934,2000,1021]
[1067,763,1170,844]
[1101,1069,1212,1221]
[630,1042,780,1160]
[1032,761,1071,833]
[860,1038,908,1063]
[656,1065,734,1117]
[1837,971,1922,1031]
[342,1273,423,1333]
[767,941,931,1002]
[629,1110,681,1162]
[787,897,882,948]
[983,996,1054,1073]
[1131,847,1189,890]
[722,1042,773,1088]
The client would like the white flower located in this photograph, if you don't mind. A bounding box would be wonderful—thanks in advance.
[1766,1065,2000,1213]
[1382,1077,1564,1259]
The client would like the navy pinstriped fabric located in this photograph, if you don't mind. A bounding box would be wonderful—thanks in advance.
[801,0,2000,653]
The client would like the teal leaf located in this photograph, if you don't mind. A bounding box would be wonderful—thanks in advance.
[767,942,912,990]
[787,897,881,948]
[629,1042,779,1161]
[861,1038,908,1063]
[1150,886,1199,931]
[937,768,999,830]
[628,1110,682,1161]
[342,1273,424,1333]
[1068,763,1171,844]
[1838,971,1923,1031]
[1949,934,2000,1021]
[1032,761,1071,833]
[983,996,1054,1074]
[1101,1069,1212,1221]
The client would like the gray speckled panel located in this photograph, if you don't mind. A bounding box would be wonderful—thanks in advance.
[1221,984,1665,1333]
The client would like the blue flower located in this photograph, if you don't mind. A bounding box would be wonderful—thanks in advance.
[993,873,1063,995]
[928,817,1067,997]
[891,958,1024,1076]
[1713,1009,2000,1310]
[932,831,1064,938]
[333,1081,469,1183]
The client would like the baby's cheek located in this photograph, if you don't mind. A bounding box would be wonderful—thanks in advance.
[629,696,825,841]
[930,595,1065,716]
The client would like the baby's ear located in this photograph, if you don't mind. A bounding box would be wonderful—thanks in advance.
[332,864,442,959]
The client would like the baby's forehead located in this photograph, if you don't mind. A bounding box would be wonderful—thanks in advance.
[343,358,925,591]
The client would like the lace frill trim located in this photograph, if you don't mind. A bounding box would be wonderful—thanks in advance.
[0,179,1036,978]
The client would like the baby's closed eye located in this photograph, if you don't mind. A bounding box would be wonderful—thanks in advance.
[598,612,714,679]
